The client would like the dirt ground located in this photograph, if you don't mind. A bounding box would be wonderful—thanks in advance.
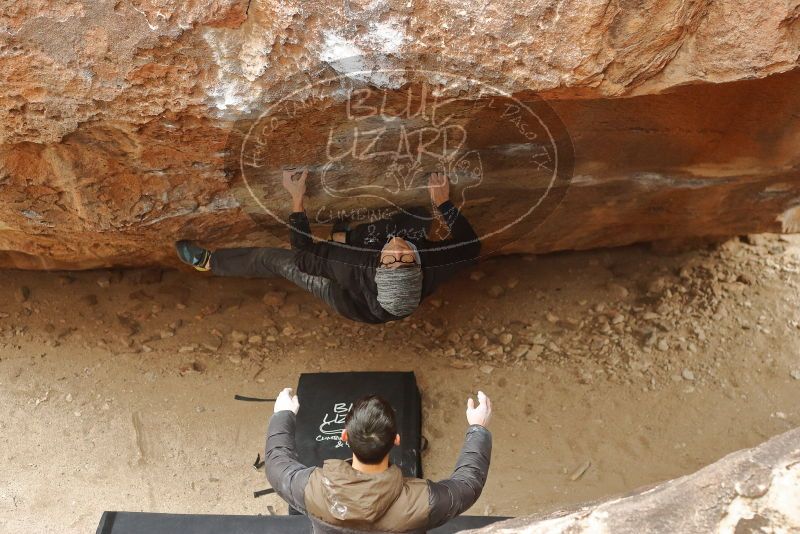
[1,234,799,533]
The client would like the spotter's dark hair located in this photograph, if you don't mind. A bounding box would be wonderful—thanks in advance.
[344,395,397,465]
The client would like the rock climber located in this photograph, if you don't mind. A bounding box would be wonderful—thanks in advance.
[265,387,492,532]
[175,169,481,323]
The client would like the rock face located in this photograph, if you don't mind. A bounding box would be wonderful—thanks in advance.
[1,1,799,269]
[468,426,800,533]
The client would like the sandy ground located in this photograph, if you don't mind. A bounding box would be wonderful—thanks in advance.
[1,235,799,533]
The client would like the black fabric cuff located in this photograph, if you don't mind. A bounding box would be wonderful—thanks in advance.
[437,200,456,213]
[467,424,490,436]
[288,212,311,234]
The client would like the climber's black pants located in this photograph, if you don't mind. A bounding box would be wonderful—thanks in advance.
[210,247,341,313]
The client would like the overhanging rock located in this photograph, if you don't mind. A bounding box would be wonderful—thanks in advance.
[1,1,799,269]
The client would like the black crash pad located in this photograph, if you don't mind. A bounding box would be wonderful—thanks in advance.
[295,371,422,478]
[96,512,509,534]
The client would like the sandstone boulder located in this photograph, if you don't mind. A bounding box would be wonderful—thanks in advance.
[467,427,800,533]
[1,1,799,269]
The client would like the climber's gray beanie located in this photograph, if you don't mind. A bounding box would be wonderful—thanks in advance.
[374,266,423,317]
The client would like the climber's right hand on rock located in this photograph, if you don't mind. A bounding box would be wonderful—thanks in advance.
[274,387,300,415]
[466,390,492,428]
[282,168,307,211]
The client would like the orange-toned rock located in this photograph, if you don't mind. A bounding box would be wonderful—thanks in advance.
[0,1,798,269]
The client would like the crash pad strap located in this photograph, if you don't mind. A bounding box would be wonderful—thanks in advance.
[234,394,276,402]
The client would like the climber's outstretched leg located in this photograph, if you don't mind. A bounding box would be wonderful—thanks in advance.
[175,241,339,310]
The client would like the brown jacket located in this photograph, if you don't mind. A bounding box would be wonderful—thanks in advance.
[265,411,492,533]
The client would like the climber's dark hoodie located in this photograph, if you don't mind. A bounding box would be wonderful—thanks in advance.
[265,411,492,533]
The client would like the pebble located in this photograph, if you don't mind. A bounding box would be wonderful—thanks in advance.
[483,345,503,358]
[682,368,695,381]
[657,339,669,351]
[737,273,755,285]
[506,278,519,289]
[248,335,263,345]
[526,345,544,360]
[472,335,488,350]
[282,325,297,337]
[200,304,219,316]
[228,354,242,364]
[647,277,669,295]
[230,330,248,343]
[262,291,287,307]
[470,271,486,281]
[569,459,592,481]
[480,365,494,375]
[511,345,530,359]
[449,359,473,369]
[278,303,300,318]
[65,393,73,403]
[97,276,111,289]
[429,298,442,308]
[499,333,513,345]
[546,312,559,323]
[607,283,629,299]
[790,369,800,380]
[34,390,50,406]
[488,285,504,298]
[611,313,625,325]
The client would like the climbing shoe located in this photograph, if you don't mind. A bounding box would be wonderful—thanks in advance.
[175,240,211,271]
